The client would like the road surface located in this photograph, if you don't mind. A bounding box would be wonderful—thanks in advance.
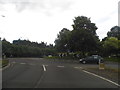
[2,58,119,88]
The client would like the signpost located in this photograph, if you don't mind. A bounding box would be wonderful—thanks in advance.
[99,59,105,70]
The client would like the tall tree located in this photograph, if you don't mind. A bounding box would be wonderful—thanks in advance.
[55,28,71,52]
[70,16,99,56]
[72,16,98,36]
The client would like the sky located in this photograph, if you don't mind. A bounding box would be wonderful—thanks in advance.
[0,0,119,45]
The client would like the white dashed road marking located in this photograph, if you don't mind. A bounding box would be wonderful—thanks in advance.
[20,63,26,65]
[57,66,64,68]
[12,62,16,63]
[42,65,47,71]
[29,64,35,66]
[74,67,83,69]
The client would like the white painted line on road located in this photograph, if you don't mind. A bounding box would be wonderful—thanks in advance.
[74,67,79,68]
[44,65,48,66]
[74,67,83,69]
[82,70,120,87]
[12,62,16,63]
[79,67,83,69]
[57,66,64,68]
[20,63,26,65]
[42,65,47,71]
[29,64,35,66]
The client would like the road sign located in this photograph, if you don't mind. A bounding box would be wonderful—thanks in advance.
[99,63,105,70]
[99,59,105,70]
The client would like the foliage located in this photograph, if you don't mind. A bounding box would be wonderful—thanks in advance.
[102,37,120,57]
[55,28,71,52]
[107,26,120,40]
[104,57,120,62]
[55,16,100,57]
[2,39,56,57]
[1,16,120,61]
[102,26,120,57]
[72,16,97,36]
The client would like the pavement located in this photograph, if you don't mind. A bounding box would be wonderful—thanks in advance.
[2,58,120,88]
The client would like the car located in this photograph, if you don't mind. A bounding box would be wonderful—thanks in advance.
[79,55,104,64]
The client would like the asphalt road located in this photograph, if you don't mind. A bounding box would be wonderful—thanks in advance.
[2,58,119,88]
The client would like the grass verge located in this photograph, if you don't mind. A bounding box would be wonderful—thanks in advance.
[0,59,9,68]
[104,57,120,62]
[84,67,119,83]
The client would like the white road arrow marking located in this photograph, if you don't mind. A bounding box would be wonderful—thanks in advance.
[42,65,47,71]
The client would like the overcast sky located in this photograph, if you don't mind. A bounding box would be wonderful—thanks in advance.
[0,0,119,44]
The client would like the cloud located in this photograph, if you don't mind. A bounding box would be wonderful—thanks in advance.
[118,1,120,26]
[0,0,74,14]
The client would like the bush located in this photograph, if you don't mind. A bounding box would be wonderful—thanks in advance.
[104,57,120,62]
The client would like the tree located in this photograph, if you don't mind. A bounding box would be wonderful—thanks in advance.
[107,26,120,40]
[72,16,98,36]
[54,16,100,57]
[69,16,99,56]
[103,37,119,56]
[2,38,56,57]
[54,28,71,52]
[2,39,13,57]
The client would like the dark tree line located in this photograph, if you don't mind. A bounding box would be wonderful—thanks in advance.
[2,39,56,58]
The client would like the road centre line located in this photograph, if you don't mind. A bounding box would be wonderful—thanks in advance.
[29,63,35,66]
[20,63,26,64]
[57,66,64,68]
[82,70,120,87]
[42,65,47,71]
[12,62,16,63]
[74,67,83,69]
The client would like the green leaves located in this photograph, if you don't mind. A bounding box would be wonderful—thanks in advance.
[2,39,56,57]
[55,28,71,52]
[107,26,120,40]
[72,16,97,36]
[55,16,99,56]
[102,37,119,56]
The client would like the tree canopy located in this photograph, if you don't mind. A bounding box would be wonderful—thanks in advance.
[107,26,120,40]
[55,16,100,57]
[2,39,56,57]
[102,37,120,56]
[101,26,120,57]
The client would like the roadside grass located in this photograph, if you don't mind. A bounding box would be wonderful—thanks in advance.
[0,60,2,68]
[44,56,78,60]
[104,57,120,63]
[84,67,119,83]
[86,67,120,73]
[0,59,9,67]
